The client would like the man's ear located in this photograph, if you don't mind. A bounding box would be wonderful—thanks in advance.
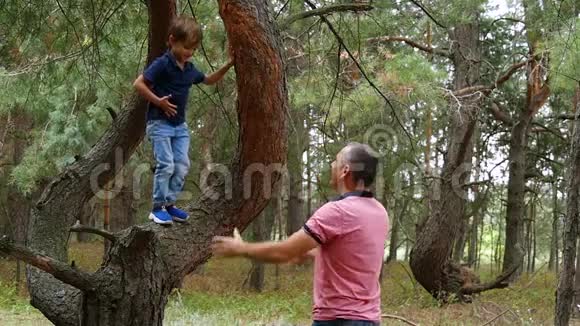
[341,164,350,178]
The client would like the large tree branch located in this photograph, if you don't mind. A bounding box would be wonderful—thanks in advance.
[280,3,373,28]
[0,236,95,292]
[488,101,513,125]
[460,264,519,295]
[453,60,528,97]
[495,60,528,86]
[488,102,567,141]
[367,36,451,58]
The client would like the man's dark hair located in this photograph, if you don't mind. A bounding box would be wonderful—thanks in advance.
[343,142,379,187]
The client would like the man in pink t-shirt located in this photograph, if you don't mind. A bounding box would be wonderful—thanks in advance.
[213,143,389,326]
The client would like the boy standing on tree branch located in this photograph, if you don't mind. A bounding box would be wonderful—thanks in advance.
[134,16,234,225]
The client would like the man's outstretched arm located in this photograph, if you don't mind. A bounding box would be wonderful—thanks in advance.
[212,228,318,264]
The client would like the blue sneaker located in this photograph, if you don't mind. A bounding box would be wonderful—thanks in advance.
[166,205,189,222]
[149,208,173,225]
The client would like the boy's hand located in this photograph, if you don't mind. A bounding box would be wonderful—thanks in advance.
[157,95,177,117]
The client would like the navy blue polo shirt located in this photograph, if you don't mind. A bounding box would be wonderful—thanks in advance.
[143,51,206,125]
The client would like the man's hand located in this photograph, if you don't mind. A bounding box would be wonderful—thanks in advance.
[212,228,318,264]
[212,228,246,257]
[156,95,177,117]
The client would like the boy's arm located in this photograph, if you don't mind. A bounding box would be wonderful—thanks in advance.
[133,75,177,117]
[203,60,234,85]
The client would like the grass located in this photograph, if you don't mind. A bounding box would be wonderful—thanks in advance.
[0,241,564,325]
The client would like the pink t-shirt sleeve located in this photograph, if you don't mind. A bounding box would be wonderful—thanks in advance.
[304,202,342,244]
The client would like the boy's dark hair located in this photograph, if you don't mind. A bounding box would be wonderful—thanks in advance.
[169,16,202,47]
[343,142,379,187]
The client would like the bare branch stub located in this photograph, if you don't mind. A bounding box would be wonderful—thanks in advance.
[70,221,116,242]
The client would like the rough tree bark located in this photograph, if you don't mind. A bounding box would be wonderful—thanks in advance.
[249,210,266,292]
[0,1,288,325]
[555,83,580,326]
[249,200,276,292]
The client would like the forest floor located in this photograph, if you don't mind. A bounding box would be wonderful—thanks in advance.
[0,241,566,325]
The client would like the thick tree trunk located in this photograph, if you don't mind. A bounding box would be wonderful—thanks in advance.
[387,214,400,263]
[502,115,531,279]
[287,129,304,236]
[502,2,550,280]
[573,241,580,318]
[467,132,483,268]
[532,217,537,272]
[274,195,283,290]
[453,219,468,262]
[388,188,409,263]
[410,21,481,300]
[528,200,537,273]
[306,136,312,217]
[249,211,266,292]
[549,183,559,271]
[287,168,303,235]
[9,1,288,325]
[525,204,532,273]
[249,199,277,291]
[467,213,480,267]
[0,111,34,286]
[286,107,306,236]
[555,86,580,325]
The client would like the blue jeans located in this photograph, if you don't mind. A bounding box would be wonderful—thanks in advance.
[146,120,190,209]
[312,320,379,326]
